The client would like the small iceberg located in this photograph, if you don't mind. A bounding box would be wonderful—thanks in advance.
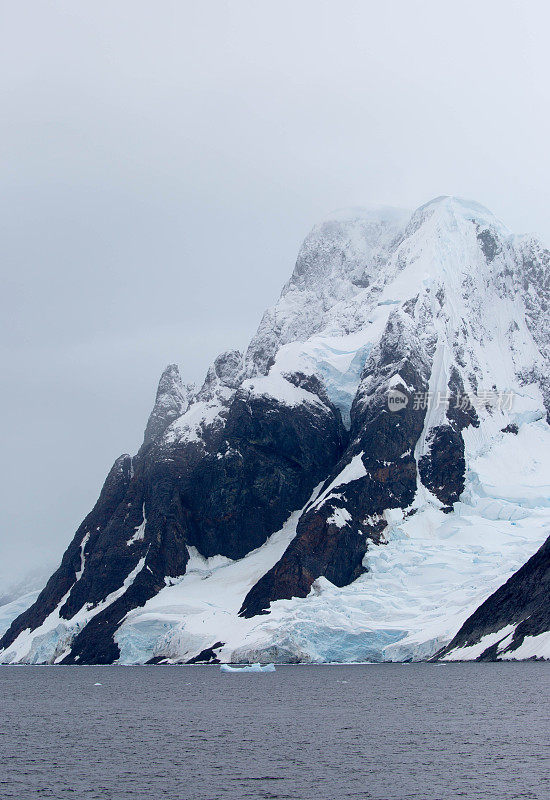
[220,662,275,673]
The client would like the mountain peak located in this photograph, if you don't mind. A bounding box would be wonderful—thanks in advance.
[410,195,511,239]
[143,364,192,445]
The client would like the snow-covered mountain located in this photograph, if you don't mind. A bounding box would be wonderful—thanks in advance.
[1,196,549,664]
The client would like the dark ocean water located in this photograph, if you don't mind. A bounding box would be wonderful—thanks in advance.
[0,663,548,800]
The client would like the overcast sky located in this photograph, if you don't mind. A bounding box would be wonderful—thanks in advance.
[2,0,550,587]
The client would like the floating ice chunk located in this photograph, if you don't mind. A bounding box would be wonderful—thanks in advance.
[220,662,275,673]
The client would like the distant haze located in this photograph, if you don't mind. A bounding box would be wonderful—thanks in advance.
[2,1,550,586]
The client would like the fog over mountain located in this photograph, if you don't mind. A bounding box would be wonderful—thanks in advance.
[2,1,550,591]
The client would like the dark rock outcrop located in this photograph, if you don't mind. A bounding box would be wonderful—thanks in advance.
[438,534,550,660]
[418,368,479,510]
[177,384,347,560]
[186,642,224,664]
[240,310,431,616]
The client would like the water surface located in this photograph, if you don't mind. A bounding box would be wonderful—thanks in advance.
[1,663,548,799]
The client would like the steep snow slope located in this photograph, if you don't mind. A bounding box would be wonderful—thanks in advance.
[1,196,549,664]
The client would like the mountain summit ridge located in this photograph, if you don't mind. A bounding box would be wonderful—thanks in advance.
[2,196,549,664]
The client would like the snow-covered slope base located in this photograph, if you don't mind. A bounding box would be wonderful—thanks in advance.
[443,627,550,661]
[2,196,549,664]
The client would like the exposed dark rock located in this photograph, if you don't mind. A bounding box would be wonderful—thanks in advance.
[186,642,224,664]
[446,366,480,431]
[477,227,500,262]
[501,423,519,434]
[240,477,388,618]
[402,295,418,317]
[179,388,347,560]
[63,567,161,665]
[284,371,333,407]
[418,367,479,510]
[241,310,431,616]
[418,425,466,510]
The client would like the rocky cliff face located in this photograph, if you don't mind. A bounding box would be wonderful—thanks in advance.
[0,371,346,664]
[2,196,549,664]
[240,309,432,617]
